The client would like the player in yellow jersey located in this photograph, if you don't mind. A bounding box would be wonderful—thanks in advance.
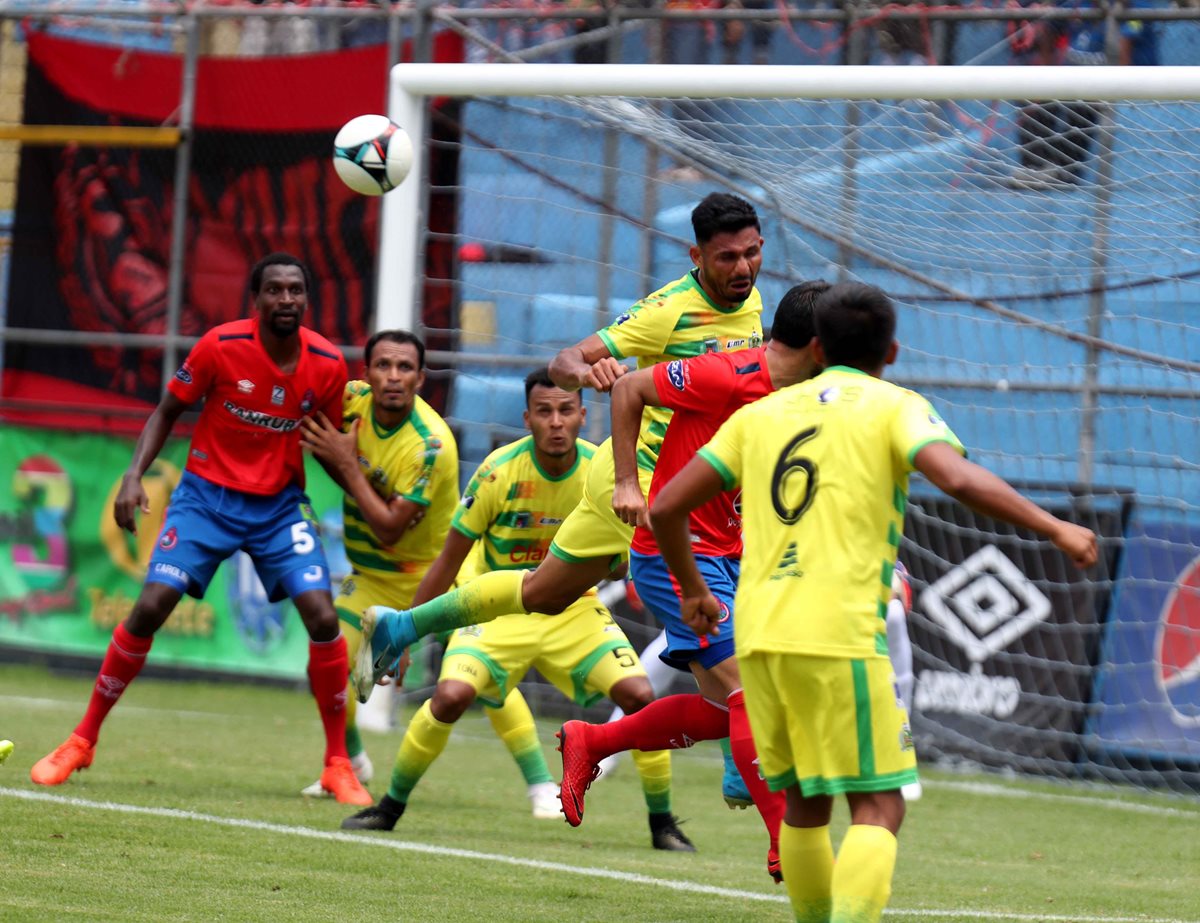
[300,329,542,801]
[342,370,687,849]
[353,193,765,839]
[650,282,1099,923]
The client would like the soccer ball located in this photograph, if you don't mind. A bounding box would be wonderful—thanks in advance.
[332,114,413,196]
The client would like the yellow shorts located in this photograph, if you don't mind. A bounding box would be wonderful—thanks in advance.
[548,438,653,569]
[740,652,918,797]
[334,567,427,660]
[440,594,646,708]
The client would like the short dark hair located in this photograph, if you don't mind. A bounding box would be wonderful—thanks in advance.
[814,282,896,370]
[768,280,828,348]
[250,252,312,295]
[364,329,426,368]
[690,193,760,245]
[524,366,580,407]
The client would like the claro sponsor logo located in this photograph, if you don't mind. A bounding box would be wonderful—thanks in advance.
[914,544,1050,720]
[223,401,301,432]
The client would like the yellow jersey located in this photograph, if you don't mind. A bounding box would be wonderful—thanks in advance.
[340,381,459,574]
[596,270,762,472]
[698,366,964,659]
[452,435,597,594]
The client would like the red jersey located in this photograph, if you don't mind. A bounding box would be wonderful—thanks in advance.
[167,318,347,495]
[632,346,774,559]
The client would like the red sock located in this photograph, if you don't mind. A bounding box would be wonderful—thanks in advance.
[308,635,350,765]
[74,622,153,744]
[728,689,786,849]
[587,693,729,758]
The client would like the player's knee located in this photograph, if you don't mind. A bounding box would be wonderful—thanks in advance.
[430,682,475,723]
[125,584,179,636]
[521,579,573,615]
[610,677,655,713]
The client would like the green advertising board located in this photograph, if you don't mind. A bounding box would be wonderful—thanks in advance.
[0,424,348,680]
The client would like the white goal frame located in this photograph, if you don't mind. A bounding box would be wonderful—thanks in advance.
[380,62,1200,330]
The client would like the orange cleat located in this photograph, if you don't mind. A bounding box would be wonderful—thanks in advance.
[556,720,601,828]
[320,756,373,806]
[31,733,95,786]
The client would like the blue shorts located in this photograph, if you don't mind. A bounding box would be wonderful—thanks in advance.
[629,550,738,672]
[146,471,332,602]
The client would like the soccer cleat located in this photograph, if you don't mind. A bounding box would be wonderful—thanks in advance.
[767,846,783,883]
[301,750,373,797]
[319,756,373,806]
[649,813,697,852]
[556,720,601,827]
[528,782,561,820]
[341,795,406,831]
[352,606,416,704]
[30,733,95,786]
[721,751,753,810]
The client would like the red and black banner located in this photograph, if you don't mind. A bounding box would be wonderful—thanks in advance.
[4,29,462,427]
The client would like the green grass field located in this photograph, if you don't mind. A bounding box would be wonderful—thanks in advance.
[1,663,1198,923]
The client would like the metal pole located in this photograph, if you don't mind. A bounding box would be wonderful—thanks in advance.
[1078,9,1122,486]
[160,13,200,397]
[592,3,622,442]
[639,0,666,296]
[838,1,867,279]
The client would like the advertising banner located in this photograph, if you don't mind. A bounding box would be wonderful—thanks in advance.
[0,424,345,679]
[903,492,1124,770]
[1086,520,1200,765]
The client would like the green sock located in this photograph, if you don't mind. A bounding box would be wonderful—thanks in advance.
[387,699,454,804]
[411,570,528,637]
[631,748,672,815]
[487,689,552,786]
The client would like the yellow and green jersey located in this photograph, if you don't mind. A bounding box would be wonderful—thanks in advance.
[698,367,964,660]
[596,270,762,472]
[452,435,597,593]
[340,381,459,574]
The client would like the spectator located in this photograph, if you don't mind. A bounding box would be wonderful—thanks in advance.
[720,0,774,65]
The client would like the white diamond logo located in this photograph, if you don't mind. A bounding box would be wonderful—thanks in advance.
[919,544,1051,664]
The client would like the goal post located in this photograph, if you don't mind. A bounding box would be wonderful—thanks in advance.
[382,62,1200,793]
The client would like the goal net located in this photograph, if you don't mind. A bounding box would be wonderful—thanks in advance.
[385,63,1200,793]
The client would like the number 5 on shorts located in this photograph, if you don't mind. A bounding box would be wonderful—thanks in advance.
[291,521,315,555]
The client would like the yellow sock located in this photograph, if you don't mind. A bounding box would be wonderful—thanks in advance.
[780,822,834,923]
[630,748,673,814]
[487,688,553,785]
[387,699,454,803]
[831,824,898,923]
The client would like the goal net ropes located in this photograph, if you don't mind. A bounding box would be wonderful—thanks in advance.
[385,64,1200,794]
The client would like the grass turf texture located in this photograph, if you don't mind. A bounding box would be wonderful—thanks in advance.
[1,663,1198,923]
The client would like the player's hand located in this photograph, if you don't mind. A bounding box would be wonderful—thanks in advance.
[681,591,722,638]
[301,414,359,475]
[1051,521,1099,569]
[113,474,150,534]
[583,357,627,393]
[611,476,649,528]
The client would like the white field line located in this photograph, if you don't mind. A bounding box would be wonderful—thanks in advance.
[0,787,1196,923]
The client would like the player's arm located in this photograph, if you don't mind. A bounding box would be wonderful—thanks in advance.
[300,412,424,546]
[114,391,190,533]
[410,527,476,607]
[549,333,627,393]
[610,368,663,528]
[914,441,1098,568]
[649,456,728,636]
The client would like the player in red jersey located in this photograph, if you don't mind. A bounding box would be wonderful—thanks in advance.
[31,253,371,805]
[556,281,828,881]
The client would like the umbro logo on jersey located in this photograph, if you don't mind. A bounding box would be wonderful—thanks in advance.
[770,542,805,580]
[238,379,255,393]
[271,386,286,406]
